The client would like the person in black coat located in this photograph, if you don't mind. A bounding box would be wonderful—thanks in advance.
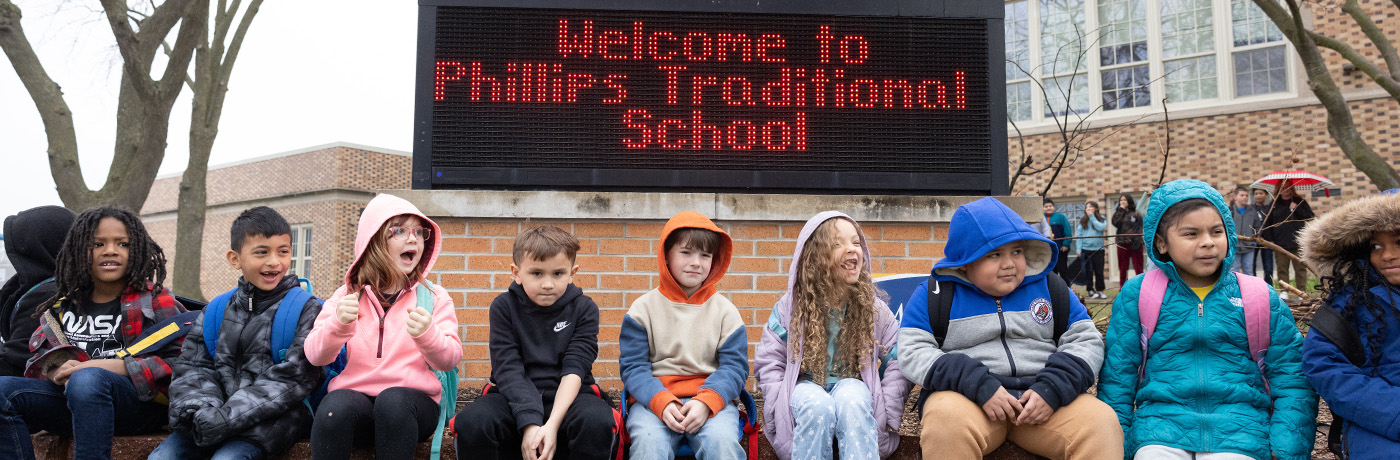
[1259,179,1315,298]
[1111,193,1144,288]
[0,206,76,377]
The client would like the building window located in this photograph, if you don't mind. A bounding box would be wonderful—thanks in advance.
[1006,0,1292,125]
[1230,0,1288,97]
[1161,0,1218,102]
[1007,1,1035,122]
[289,224,312,279]
[1097,0,1151,110]
[1040,0,1090,117]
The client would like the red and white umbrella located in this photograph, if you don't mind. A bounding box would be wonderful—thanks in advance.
[1250,170,1335,193]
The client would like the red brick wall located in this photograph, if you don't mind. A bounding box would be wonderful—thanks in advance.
[429,219,950,390]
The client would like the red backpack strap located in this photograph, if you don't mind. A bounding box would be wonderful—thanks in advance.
[1235,273,1273,396]
[1136,269,1169,388]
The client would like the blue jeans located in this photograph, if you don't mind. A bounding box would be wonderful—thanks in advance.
[149,430,265,460]
[1232,247,1256,276]
[0,368,165,460]
[791,379,878,460]
[626,397,744,460]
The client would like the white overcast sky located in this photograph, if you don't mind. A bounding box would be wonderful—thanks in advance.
[0,1,416,220]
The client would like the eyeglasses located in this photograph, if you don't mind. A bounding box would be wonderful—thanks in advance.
[387,227,431,240]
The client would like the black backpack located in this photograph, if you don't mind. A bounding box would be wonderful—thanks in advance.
[1308,303,1366,460]
[925,272,1074,345]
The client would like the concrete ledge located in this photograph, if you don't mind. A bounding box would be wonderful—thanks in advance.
[388,190,1042,223]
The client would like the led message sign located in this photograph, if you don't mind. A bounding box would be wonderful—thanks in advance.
[414,1,1005,194]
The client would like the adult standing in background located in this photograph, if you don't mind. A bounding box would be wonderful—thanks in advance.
[1251,188,1275,285]
[1077,201,1108,299]
[1111,194,1144,287]
[1230,187,1264,277]
[1259,180,1314,299]
[1043,198,1073,280]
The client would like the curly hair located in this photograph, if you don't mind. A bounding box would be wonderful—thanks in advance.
[38,206,167,317]
[789,217,882,380]
[1319,253,1399,370]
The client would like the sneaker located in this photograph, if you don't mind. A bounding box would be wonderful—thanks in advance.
[1096,292,1107,299]
[1279,292,1289,300]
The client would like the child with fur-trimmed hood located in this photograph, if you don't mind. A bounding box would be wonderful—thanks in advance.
[1300,192,1400,459]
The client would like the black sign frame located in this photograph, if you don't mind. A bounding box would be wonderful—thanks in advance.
[414,0,1006,195]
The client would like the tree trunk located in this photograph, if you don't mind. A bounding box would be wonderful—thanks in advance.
[173,0,261,300]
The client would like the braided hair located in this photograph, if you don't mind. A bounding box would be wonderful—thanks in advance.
[1320,252,1399,370]
[36,206,167,317]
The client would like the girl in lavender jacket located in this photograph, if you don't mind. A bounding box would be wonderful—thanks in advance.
[756,211,911,460]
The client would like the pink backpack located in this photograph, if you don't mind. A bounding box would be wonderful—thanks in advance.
[1137,269,1274,394]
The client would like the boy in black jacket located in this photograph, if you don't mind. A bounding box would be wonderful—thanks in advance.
[151,207,324,460]
[454,225,614,460]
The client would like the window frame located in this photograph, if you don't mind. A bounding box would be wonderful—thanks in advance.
[1005,0,1296,128]
[289,223,313,280]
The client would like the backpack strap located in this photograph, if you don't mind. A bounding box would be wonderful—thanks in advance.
[416,280,458,460]
[202,288,240,360]
[1310,303,1366,366]
[1046,273,1071,343]
[114,311,202,358]
[6,278,55,335]
[270,287,316,364]
[1136,269,1169,387]
[1236,273,1272,396]
[927,278,956,345]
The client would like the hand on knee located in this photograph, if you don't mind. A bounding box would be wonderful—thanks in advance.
[62,367,118,398]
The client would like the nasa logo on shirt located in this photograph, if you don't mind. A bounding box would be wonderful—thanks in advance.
[1030,298,1053,325]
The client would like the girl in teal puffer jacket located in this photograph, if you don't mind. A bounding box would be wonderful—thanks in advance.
[1097,179,1317,460]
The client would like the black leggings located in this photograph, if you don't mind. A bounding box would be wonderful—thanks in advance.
[310,387,439,460]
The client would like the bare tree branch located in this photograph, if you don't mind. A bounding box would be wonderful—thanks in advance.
[1157,98,1171,188]
[1308,30,1400,100]
[1341,0,1400,81]
[0,0,86,205]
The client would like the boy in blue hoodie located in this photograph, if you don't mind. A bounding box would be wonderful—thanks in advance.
[1098,179,1316,459]
[899,197,1120,459]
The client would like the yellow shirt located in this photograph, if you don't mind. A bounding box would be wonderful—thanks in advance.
[1191,284,1215,300]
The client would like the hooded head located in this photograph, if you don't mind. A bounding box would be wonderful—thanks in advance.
[346,194,442,293]
[0,206,77,331]
[1143,179,1236,283]
[784,211,883,379]
[933,197,1056,289]
[3,206,76,288]
[656,211,732,303]
[1300,192,1400,280]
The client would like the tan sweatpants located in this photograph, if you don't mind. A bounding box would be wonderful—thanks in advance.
[919,391,1123,460]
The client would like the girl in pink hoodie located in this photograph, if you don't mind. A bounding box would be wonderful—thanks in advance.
[303,194,462,460]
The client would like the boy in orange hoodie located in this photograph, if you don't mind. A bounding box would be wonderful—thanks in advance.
[619,211,749,459]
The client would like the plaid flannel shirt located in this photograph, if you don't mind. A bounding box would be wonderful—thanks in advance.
[27,284,187,401]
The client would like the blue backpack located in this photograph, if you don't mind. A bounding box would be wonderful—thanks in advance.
[203,284,346,410]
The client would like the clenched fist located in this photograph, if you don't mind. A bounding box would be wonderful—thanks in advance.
[337,293,360,325]
[406,306,432,337]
